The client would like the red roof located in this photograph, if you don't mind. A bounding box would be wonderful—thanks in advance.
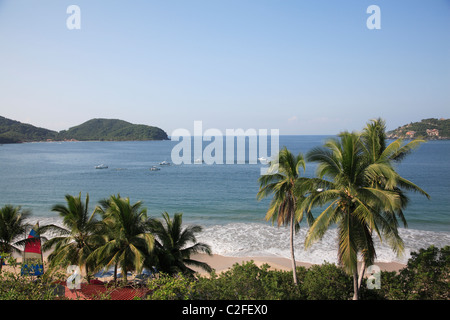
[63,282,149,300]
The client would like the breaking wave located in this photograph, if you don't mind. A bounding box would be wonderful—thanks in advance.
[29,216,450,265]
[197,222,450,265]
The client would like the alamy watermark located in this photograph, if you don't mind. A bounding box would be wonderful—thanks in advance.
[66,265,82,290]
[66,5,81,30]
[170,121,279,175]
[366,265,381,289]
[367,5,381,30]
[65,4,381,31]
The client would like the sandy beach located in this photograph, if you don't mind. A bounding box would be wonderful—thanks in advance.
[189,253,406,275]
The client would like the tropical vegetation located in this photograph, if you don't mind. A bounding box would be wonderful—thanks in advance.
[146,245,449,300]
[1,194,210,287]
[298,118,430,299]
[2,245,447,300]
[0,205,32,272]
[147,212,212,276]
[89,194,155,283]
[257,147,309,284]
[42,193,102,282]
[255,118,430,298]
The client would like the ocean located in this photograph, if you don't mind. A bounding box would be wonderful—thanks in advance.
[0,136,449,265]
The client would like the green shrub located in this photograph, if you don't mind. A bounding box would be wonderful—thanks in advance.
[194,261,305,300]
[395,245,449,300]
[0,271,61,300]
[359,270,400,300]
[146,273,198,300]
[360,245,449,300]
[145,261,305,300]
[301,262,353,300]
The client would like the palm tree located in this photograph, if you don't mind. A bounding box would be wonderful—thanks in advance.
[361,118,429,202]
[305,126,429,299]
[147,212,212,276]
[42,193,101,281]
[305,132,397,299]
[357,118,430,287]
[257,147,313,285]
[90,195,154,284]
[0,205,32,272]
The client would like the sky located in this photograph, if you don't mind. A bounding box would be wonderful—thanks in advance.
[0,0,449,135]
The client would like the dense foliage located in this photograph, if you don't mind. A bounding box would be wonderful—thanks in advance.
[144,246,449,301]
[362,245,450,300]
[1,245,448,300]
[58,118,169,141]
[0,272,59,300]
[0,116,57,143]
[0,254,64,300]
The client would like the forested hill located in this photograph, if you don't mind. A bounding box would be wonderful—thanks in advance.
[0,116,57,143]
[0,116,169,143]
[386,118,450,140]
[58,118,169,141]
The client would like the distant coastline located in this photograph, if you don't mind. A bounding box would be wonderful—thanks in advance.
[386,118,450,140]
[3,116,450,144]
[0,116,169,143]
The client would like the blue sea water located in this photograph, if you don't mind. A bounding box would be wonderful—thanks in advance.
[0,136,449,264]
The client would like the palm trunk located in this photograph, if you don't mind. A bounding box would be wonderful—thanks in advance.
[357,260,367,290]
[113,263,118,285]
[352,269,359,300]
[358,226,372,291]
[290,214,298,285]
[83,264,88,283]
[123,268,128,284]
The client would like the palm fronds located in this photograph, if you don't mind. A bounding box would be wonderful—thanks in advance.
[304,119,429,299]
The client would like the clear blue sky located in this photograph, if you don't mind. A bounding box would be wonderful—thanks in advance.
[0,0,449,135]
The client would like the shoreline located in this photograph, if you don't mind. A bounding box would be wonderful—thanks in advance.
[189,253,406,275]
[4,251,406,277]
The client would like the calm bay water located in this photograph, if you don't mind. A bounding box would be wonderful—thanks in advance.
[0,136,449,264]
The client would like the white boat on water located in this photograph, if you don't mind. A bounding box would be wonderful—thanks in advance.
[150,166,160,171]
[159,161,171,166]
[258,157,269,164]
[95,164,108,169]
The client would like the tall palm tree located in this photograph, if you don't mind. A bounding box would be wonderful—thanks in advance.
[305,132,400,299]
[357,118,430,287]
[257,147,312,285]
[90,195,154,284]
[42,193,101,281]
[0,205,32,272]
[147,212,212,276]
[305,126,429,299]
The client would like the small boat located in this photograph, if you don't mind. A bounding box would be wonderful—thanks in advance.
[159,161,171,166]
[258,157,269,164]
[95,164,108,169]
[150,166,160,171]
